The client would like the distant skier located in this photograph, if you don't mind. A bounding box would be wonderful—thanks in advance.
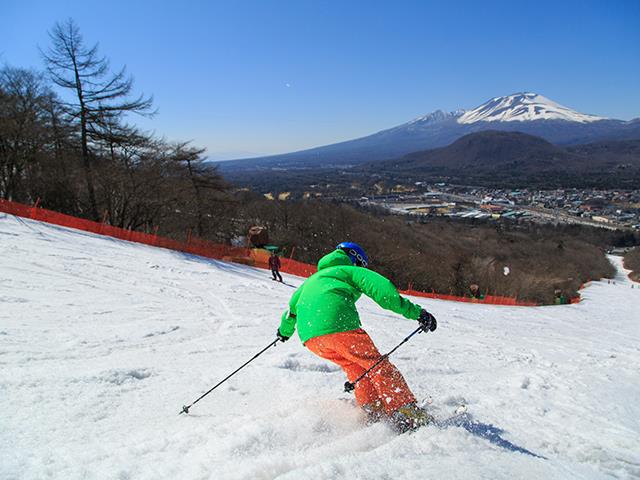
[277,242,437,432]
[269,251,283,282]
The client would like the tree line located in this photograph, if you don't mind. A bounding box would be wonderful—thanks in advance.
[0,19,228,235]
[228,197,619,304]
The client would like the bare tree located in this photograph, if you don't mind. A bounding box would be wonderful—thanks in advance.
[41,18,154,220]
[171,141,228,237]
[95,125,161,229]
[0,67,53,201]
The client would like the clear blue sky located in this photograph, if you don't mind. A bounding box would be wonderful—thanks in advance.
[3,0,640,159]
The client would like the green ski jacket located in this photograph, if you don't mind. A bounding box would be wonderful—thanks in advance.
[278,249,423,343]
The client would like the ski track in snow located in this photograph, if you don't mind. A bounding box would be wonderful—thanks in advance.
[1,213,639,479]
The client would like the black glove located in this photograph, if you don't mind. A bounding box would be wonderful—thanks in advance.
[418,309,437,332]
[276,329,290,342]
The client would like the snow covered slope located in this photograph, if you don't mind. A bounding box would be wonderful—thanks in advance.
[458,93,605,124]
[1,214,639,480]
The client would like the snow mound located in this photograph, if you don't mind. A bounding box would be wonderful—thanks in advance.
[1,214,639,479]
[458,92,606,124]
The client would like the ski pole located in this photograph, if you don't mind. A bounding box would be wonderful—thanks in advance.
[344,324,428,393]
[180,338,280,415]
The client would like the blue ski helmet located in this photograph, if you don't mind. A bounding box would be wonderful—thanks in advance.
[336,242,369,268]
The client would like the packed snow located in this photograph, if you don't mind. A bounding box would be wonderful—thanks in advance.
[1,213,639,480]
[458,92,605,124]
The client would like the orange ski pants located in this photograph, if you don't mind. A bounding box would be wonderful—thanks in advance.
[305,328,416,414]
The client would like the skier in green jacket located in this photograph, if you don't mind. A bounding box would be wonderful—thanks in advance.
[277,242,437,432]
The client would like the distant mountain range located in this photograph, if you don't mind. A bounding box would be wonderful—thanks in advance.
[218,92,640,171]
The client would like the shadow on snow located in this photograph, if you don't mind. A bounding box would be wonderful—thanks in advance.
[439,413,546,459]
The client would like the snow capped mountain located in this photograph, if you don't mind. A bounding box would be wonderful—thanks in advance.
[458,92,606,124]
[219,92,638,170]
[408,92,605,126]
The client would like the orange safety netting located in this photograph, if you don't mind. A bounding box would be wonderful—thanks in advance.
[1,198,573,306]
[399,288,540,307]
[0,198,251,262]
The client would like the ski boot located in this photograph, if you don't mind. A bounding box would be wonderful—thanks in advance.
[390,403,434,433]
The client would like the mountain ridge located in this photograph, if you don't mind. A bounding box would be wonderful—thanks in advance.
[217,93,640,171]
[359,130,640,188]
